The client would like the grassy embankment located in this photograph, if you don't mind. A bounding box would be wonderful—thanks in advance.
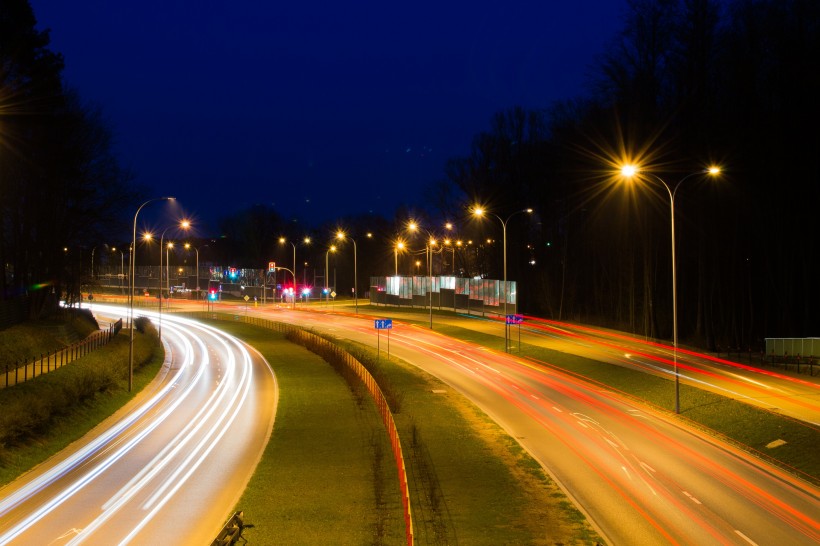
[0,317,163,485]
[363,305,820,485]
[212,319,602,545]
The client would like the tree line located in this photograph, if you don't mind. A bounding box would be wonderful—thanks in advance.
[3,0,818,352]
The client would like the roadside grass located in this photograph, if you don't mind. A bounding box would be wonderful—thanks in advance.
[207,321,404,545]
[408,321,820,485]
[0,322,163,486]
[324,337,602,545]
[0,310,99,368]
[210,318,601,545]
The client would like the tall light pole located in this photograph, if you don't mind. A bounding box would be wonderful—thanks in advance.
[325,245,336,305]
[335,231,360,313]
[473,206,533,352]
[112,247,124,294]
[166,241,174,305]
[407,222,436,328]
[394,241,405,276]
[184,243,208,300]
[620,165,721,414]
[279,236,310,308]
[129,196,174,392]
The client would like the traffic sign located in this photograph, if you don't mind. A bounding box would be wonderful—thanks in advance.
[243,295,250,302]
[330,291,336,298]
[374,319,393,329]
[505,314,524,325]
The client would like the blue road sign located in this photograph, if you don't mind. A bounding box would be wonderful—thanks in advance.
[506,314,524,325]
[374,319,393,329]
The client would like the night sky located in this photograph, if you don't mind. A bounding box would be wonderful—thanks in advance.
[30,1,629,233]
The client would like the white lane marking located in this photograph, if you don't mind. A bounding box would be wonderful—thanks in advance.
[604,438,619,449]
[734,530,758,545]
[552,406,562,412]
[639,461,656,474]
[683,491,702,505]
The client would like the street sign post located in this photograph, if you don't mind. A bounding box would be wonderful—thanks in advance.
[375,319,393,360]
[505,314,524,352]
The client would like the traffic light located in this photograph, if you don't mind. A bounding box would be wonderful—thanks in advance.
[229,267,238,279]
[209,289,217,301]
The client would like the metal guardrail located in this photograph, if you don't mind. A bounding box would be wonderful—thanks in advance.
[211,511,245,545]
[183,311,415,546]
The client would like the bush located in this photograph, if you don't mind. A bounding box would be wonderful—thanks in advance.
[0,325,160,452]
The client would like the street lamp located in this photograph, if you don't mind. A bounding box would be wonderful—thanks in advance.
[407,222,437,328]
[394,240,406,276]
[112,247,124,294]
[129,196,174,392]
[620,165,721,414]
[325,245,336,305]
[472,206,533,352]
[184,243,208,300]
[335,231,360,313]
[166,241,174,304]
[279,236,311,290]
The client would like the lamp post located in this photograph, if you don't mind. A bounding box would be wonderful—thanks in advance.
[407,222,436,328]
[394,241,405,276]
[112,247,124,294]
[335,231,360,314]
[129,196,174,392]
[325,245,336,305]
[473,207,533,352]
[166,241,174,305]
[279,236,311,290]
[184,243,208,300]
[620,165,720,414]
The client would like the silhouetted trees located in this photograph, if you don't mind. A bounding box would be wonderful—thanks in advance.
[443,0,820,349]
[1,1,133,317]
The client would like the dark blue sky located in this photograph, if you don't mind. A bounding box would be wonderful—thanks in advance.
[31,1,628,233]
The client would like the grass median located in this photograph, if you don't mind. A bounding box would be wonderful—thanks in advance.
[214,319,602,545]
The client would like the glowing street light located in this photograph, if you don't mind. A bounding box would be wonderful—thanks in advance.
[394,240,406,276]
[128,196,174,392]
[325,245,336,305]
[335,231,360,314]
[111,247,125,293]
[279,236,311,293]
[619,164,721,413]
[184,243,209,300]
[472,206,533,351]
[406,222,437,328]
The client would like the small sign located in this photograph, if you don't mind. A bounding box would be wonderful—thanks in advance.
[374,319,393,330]
[330,291,336,298]
[244,295,250,302]
[506,314,524,325]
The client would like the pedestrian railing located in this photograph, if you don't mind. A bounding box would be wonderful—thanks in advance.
[2,319,122,388]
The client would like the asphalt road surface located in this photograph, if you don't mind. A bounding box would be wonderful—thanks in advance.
[0,305,277,545]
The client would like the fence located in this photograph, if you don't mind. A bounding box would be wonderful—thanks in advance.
[182,311,414,546]
[369,275,517,316]
[2,319,122,388]
[762,337,819,376]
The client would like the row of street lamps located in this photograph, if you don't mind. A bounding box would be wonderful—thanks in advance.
[126,165,719,409]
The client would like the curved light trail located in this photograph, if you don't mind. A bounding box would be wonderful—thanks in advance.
[253,305,819,546]
[0,305,276,545]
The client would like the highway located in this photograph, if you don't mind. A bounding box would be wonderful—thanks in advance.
[0,305,276,545]
[367,309,820,426]
[2,298,817,544]
[248,304,819,546]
